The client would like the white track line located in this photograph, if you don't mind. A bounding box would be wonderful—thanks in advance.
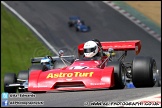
[103,1,161,42]
[1,1,59,55]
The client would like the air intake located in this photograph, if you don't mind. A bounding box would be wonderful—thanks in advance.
[54,81,85,89]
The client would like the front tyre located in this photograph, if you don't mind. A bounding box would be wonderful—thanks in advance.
[107,61,125,89]
[68,21,73,27]
[132,56,156,87]
[87,26,91,31]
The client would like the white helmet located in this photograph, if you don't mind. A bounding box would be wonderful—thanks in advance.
[77,20,81,23]
[84,41,99,58]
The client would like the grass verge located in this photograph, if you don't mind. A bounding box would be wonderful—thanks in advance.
[1,5,53,93]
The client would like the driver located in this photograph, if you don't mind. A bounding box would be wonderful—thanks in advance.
[76,20,82,25]
[40,56,54,69]
[83,40,100,59]
[83,39,116,60]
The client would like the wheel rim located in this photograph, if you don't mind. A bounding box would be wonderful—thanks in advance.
[121,66,126,85]
[152,61,158,83]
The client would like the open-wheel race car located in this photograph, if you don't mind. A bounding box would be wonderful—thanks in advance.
[4,39,160,93]
[68,16,90,32]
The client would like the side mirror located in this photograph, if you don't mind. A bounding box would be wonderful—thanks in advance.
[108,48,115,60]
[58,50,64,57]
[108,48,114,54]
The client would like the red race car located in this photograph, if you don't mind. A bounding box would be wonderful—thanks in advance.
[4,39,159,93]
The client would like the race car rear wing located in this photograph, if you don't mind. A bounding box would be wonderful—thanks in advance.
[78,40,141,56]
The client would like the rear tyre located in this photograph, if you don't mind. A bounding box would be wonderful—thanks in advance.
[132,56,156,87]
[68,22,73,27]
[107,61,125,89]
[4,73,17,93]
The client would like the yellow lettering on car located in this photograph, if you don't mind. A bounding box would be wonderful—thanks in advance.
[46,73,53,78]
[67,73,73,77]
[84,72,89,77]
[80,72,87,77]
[89,72,94,77]
[46,72,94,78]
[59,72,64,77]
[74,72,80,77]
[54,73,59,78]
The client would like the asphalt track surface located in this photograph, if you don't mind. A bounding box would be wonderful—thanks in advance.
[4,1,161,107]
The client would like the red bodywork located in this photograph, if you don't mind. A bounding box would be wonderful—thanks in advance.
[28,40,141,92]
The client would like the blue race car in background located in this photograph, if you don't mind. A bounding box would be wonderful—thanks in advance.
[68,16,91,32]
[68,16,82,27]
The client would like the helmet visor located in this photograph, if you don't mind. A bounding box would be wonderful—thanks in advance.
[84,46,96,53]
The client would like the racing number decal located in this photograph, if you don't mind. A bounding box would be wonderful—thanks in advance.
[70,66,88,69]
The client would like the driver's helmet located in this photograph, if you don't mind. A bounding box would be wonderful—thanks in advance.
[40,57,52,69]
[77,20,81,24]
[77,20,81,23]
[83,41,99,58]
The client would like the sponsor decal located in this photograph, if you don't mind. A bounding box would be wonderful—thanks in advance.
[90,83,105,85]
[46,72,94,78]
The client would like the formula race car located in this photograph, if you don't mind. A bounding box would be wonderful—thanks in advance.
[4,39,160,93]
[68,16,90,32]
